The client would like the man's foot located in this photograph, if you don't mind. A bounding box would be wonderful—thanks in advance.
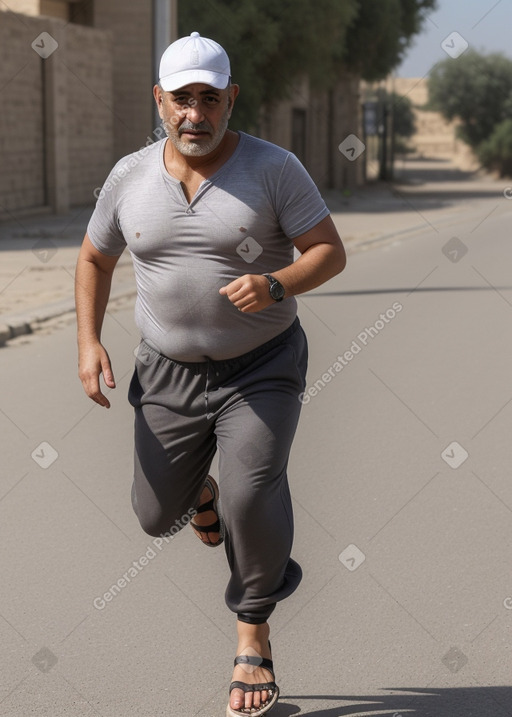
[190,476,223,547]
[228,621,278,715]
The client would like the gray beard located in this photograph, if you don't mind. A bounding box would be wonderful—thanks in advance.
[165,114,229,157]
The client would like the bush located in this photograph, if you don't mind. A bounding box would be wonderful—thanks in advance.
[428,51,512,150]
[478,119,512,177]
[391,92,416,138]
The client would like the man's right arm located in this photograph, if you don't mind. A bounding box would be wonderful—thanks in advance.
[75,234,121,409]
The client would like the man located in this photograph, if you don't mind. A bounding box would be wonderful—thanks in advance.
[75,32,346,717]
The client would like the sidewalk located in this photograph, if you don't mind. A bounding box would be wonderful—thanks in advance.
[0,158,508,346]
[0,209,136,345]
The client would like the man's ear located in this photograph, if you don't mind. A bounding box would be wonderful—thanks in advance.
[153,84,164,116]
[227,84,240,115]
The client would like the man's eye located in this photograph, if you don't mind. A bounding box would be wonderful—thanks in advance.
[204,96,219,104]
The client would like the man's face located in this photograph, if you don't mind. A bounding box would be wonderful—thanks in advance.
[155,83,238,157]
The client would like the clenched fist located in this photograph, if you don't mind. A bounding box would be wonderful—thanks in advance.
[219,274,279,313]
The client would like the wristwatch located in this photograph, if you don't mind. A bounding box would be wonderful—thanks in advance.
[263,273,285,302]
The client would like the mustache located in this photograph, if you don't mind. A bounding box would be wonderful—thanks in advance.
[179,120,212,134]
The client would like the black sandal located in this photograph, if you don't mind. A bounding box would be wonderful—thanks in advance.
[226,645,279,716]
[190,476,224,547]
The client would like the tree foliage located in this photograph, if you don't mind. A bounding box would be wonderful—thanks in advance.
[478,119,512,177]
[428,51,512,149]
[178,0,437,129]
[391,92,416,138]
[179,0,358,129]
[343,0,436,81]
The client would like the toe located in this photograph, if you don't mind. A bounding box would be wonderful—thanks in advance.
[230,687,245,711]
[244,691,253,711]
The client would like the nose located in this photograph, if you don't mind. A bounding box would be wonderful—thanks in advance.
[185,103,205,124]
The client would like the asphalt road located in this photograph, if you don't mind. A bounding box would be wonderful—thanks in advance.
[1,189,512,716]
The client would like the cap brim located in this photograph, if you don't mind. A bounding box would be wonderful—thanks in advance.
[159,69,230,92]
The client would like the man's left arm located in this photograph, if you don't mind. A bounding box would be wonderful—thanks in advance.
[219,215,346,313]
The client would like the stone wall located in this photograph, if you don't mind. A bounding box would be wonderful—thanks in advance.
[93,0,154,163]
[0,10,113,214]
[0,1,158,216]
[0,12,46,212]
[65,22,113,205]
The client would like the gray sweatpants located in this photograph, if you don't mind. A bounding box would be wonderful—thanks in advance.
[128,318,307,624]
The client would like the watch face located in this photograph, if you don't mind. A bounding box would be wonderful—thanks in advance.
[270,280,285,301]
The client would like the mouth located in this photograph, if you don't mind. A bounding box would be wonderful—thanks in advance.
[180,129,210,139]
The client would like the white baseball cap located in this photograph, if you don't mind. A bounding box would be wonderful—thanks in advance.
[158,31,231,92]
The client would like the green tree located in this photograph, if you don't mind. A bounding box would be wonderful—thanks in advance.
[391,92,415,138]
[428,50,512,149]
[388,91,416,155]
[343,0,437,81]
[178,0,437,130]
[179,0,358,130]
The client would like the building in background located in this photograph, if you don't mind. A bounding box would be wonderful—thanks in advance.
[0,0,363,217]
[0,0,177,216]
[259,75,363,192]
[393,78,478,169]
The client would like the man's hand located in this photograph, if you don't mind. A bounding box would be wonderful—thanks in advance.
[78,341,116,408]
[219,274,277,313]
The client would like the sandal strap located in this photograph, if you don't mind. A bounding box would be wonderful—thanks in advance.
[229,680,277,695]
[190,518,221,533]
[194,496,215,514]
[233,655,274,675]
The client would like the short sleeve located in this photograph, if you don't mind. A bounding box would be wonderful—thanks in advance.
[86,165,127,256]
[274,153,330,239]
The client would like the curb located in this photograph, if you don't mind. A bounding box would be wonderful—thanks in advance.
[0,283,137,348]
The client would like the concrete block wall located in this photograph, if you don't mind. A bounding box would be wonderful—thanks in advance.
[65,22,113,205]
[0,10,113,214]
[0,12,46,213]
[93,0,154,162]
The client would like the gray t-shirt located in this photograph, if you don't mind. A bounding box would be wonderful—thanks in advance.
[87,131,330,362]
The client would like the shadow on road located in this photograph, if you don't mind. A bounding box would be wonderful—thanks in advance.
[274,685,512,716]
[394,158,480,185]
[325,159,509,215]
[391,158,507,203]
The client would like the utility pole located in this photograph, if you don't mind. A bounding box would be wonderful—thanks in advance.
[153,0,178,127]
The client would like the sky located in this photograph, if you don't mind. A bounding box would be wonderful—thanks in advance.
[396,0,512,77]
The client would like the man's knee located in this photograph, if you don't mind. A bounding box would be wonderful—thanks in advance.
[134,511,192,538]
[131,487,197,537]
[137,516,172,538]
